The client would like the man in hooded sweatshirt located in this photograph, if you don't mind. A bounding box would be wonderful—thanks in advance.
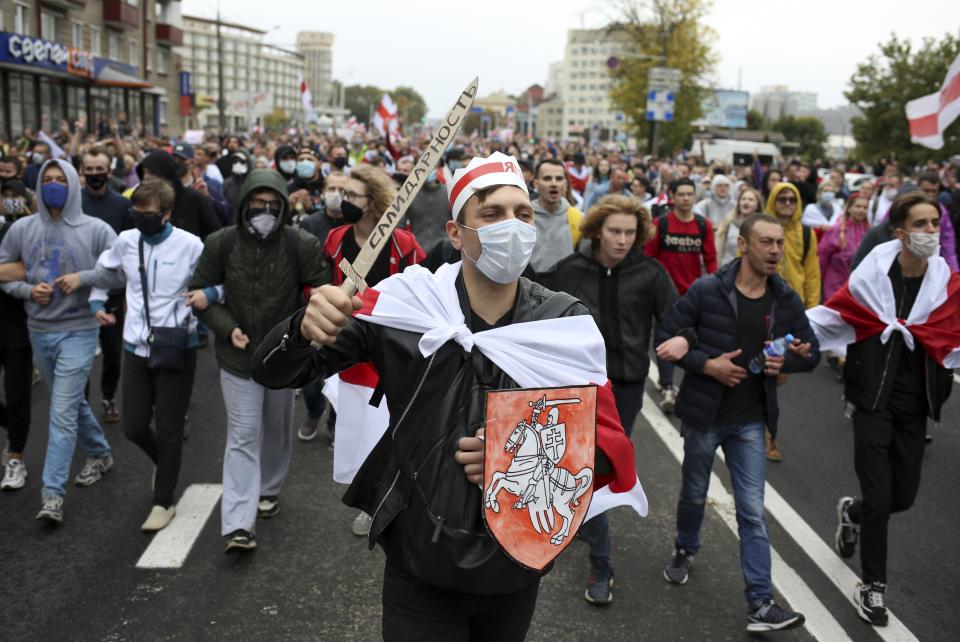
[138,150,221,241]
[529,159,583,272]
[274,145,298,183]
[694,174,736,228]
[0,159,116,524]
[222,149,252,212]
[188,168,331,553]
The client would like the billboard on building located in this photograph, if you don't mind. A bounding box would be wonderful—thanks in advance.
[693,90,749,129]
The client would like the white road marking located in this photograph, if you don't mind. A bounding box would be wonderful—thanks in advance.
[953,373,959,386]
[645,372,920,641]
[640,393,851,641]
[136,484,222,569]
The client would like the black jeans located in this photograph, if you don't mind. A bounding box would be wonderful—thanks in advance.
[121,350,197,507]
[0,345,33,453]
[381,561,540,642]
[848,406,926,584]
[99,294,125,400]
[580,379,644,566]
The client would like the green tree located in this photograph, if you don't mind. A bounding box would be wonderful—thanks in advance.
[262,107,290,133]
[845,32,960,165]
[772,115,827,161]
[392,86,428,129]
[608,0,717,154]
[344,84,384,126]
[747,109,768,131]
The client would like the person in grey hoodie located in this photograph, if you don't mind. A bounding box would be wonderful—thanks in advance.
[530,159,583,272]
[0,159,116,525]
[693,174,736,228]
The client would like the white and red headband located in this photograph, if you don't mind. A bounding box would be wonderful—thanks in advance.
[447,152,529,220]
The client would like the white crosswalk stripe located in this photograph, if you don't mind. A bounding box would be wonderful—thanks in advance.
[136,484,222,569]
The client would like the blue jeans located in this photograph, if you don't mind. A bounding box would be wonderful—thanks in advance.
[31,329,111,498]
[580,380,645,567]
[675,421,771,607]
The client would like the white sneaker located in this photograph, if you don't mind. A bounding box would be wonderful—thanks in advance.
[74,454,114,487]
[141,505,176,532]
[351,511,373,537]
[1,458,27,490]
[659,386,677,414]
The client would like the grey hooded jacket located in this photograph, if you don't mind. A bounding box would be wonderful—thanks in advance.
[0,159,116,333]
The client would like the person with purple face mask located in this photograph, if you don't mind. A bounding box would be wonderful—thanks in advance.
[0,159,117,524]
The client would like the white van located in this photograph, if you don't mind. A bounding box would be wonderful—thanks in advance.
[695,139,781,167]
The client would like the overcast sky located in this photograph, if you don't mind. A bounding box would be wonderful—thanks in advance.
[183,0,956,116]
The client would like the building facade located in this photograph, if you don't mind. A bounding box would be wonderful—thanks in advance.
[559,28,633,141]
[0,0,184,140]
[749,85,819,122]
[295,31,333,111]
[178,15,304,131]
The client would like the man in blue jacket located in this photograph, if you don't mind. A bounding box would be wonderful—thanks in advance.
[655,213,820,632]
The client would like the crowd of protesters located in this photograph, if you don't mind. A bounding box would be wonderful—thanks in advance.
[1,118,958,635]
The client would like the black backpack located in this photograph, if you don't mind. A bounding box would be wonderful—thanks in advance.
[657,212,708,248]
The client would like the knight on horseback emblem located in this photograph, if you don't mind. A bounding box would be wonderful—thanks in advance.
[482,386,597,571]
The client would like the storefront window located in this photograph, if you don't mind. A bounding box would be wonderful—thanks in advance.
[9,74,24,137]
[39,77,66,133]
[21,74,37,133]
[128,91,143,135]
[144,95,156,137]
[91,86,110,134]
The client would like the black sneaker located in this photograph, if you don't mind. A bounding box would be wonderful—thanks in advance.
[224,529,257,553]
[257,496,280,519]
[855,582,888,626]
[747,600,805,632]
[662,547,693,584]
[584,560,614,606]
[834,496,859,559]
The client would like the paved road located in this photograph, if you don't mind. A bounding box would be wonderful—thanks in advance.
[0,346,956,641]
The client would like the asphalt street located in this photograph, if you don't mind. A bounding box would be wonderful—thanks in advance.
[0,345,957,641]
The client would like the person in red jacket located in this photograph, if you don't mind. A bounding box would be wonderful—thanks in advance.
[322,164,425,537]
[644,177,717,412]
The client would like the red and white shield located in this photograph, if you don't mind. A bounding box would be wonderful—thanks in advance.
[482,385,597,571]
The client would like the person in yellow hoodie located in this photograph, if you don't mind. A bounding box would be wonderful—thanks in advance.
[763,182,821,461]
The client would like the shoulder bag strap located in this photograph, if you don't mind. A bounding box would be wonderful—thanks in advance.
[138,236,152,332]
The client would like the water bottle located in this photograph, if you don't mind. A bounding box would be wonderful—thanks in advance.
[748,334,794,374]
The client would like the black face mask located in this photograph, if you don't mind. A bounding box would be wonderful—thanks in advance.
[132,210,166,237]
[84,173,109,190]
[340,199,364,224]
[333,157,349,169]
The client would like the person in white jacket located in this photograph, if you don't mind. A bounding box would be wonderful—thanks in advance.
[76,179,206,532]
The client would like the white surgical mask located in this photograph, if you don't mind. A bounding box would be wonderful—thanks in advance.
[459,218,537,284]
[279,159,297,174]
[883,187,898,200]
[821,192,836,204]
[232,162,248,175]
[249,212,277,238]
[323,191,342,212]
[902,231,940,260]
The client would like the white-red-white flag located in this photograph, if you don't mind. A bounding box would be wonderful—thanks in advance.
[906,53,960,150]
[373,94,398,136]
[299,76,314,115]
[807,240,960,367]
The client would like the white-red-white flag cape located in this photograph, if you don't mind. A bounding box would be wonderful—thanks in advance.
[906,53,960,150]
[807,240,960,367]
[349,261,647,519]
[373,94,399,137]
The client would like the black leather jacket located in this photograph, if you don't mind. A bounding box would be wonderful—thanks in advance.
[251,275,594,594]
